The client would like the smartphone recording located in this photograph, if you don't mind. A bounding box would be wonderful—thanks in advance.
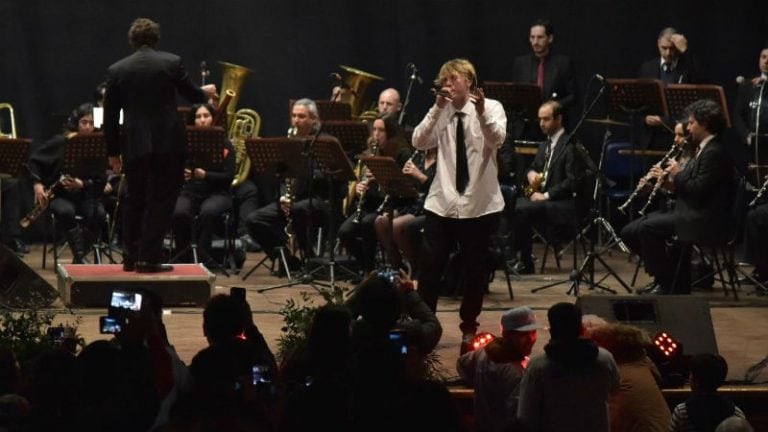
[110,290,142,311]
[99,316,122,334]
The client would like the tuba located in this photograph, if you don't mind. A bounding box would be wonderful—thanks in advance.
[0,103,17,138]
[218,61,256,188]
[218,61,253,130]
[336,65,384,118]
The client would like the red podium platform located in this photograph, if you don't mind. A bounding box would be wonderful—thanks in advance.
[57,264,215,308]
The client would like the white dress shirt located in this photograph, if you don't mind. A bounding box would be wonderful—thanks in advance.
[412,97,506,218]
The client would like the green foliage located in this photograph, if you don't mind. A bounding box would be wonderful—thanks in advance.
[0,301,83,372]
[276,292,319,362]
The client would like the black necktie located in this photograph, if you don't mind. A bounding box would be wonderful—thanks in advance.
[661,62,673,83]
[455,112,469,194]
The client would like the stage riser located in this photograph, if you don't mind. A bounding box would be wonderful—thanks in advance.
[57,264,214,308]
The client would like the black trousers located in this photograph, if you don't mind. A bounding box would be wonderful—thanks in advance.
[513,197,575,261]
[232,178,259,236]
[338,211,378,272]
[744,202,768,275]
[620,210,690,293]
[50,191,106,237]
[418,211,499,334]
[122,154,184,264]
[245,198,328,257]
[1,178,22,243]
[172,190,232,263]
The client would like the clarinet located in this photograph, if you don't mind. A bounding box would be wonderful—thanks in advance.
[750,176,768,207]
[19,175,72,228]
[352,140,379,223]
[618,144,680,214]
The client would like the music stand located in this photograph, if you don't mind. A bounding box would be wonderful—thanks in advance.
[484,81,543,122]
[0,138,31,229]
[289,99,352,122]
[169,127,228,273]
[321,121,370,156]
[240,137,309,283]
[58,132,124,264]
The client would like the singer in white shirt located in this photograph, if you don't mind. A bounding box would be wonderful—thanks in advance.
[412,58,506,353]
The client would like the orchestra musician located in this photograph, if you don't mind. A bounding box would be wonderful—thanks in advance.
[412,58,506,355]
[510,19,577,131]
[621,100,735,295]
[637,27,704,151]
[104,17,217,273]
[734,46,768,185]
[244,98,330,266]
[338,113,411,274]
[26,103,107,263]
[512,100,583,275]
[374,146,437,276]
[171,104,235,265]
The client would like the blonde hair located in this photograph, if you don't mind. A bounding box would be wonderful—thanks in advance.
[588,322,651,364]
[434,58,477,90]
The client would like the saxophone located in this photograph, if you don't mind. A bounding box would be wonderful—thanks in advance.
[19,175,72,228]
[523,172,546,198]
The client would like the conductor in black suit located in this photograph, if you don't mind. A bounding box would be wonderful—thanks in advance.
[510,19,576,132]
[637,27,703,150]
[624,100,734,294]
[104,18,217,273]
[513,101,583,274]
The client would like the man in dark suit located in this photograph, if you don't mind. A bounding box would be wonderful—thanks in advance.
[513,100,583,274]
[623,99,734,294]
[733,46,768,186]
[104,18,217,273]
[510,19,576,134]
[637,27,703,150]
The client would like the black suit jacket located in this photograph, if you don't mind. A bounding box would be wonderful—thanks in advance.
[637,53,702,84]
[511,53,576,112]
[527,133,582,201]
[104,46,206,163]
[673,138,735,243]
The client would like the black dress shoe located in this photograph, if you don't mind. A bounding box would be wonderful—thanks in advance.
[123,261,136,272]
[11,239,29,254]
[513,261,535,275]
[136,262,174,273]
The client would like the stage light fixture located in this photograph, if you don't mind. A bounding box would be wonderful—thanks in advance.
[471,332,495,351]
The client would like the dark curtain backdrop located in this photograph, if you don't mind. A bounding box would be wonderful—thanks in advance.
[2,0,766,140]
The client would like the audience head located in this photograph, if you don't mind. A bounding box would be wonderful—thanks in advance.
[588,322,650,364]
[128,18,160,49]
[291,98,319,136]
[355,272,401,332]
[529,19,554,58]
[77,340,120,404]
[547,302,583,341]
[188,103,216,127]
[684,99,725,138]
[689,353,728,393]
[716,416,754,432]
[500,306,540,356]
[377,88,402,115]
[203,294,245,345]
[0,347,21,395]
[306,303,352,352]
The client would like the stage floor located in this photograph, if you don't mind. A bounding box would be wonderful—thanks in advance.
[19,243,768,383]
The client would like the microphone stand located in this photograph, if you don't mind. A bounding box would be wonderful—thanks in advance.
[399,64,421,126]
[753,78,766,185]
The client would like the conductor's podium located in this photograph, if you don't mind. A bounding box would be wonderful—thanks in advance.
[57,264,215,307]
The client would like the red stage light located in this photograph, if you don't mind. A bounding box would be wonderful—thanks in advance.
[653,332,681,358]
[472,332,496,351]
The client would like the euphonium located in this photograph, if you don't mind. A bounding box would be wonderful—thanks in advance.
[0,103,17,138]
[229,108,260,187]
[618,143,681,215]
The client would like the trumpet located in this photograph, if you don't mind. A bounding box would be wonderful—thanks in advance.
[20,175,73,228]
[618,144,681,214]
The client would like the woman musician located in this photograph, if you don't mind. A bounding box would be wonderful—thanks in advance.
[338,113,412,274]
[25,102,108,263]
[374,143,437,275]
[171,103,235,265]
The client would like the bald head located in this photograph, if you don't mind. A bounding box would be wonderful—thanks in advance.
[378,88,402,115]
